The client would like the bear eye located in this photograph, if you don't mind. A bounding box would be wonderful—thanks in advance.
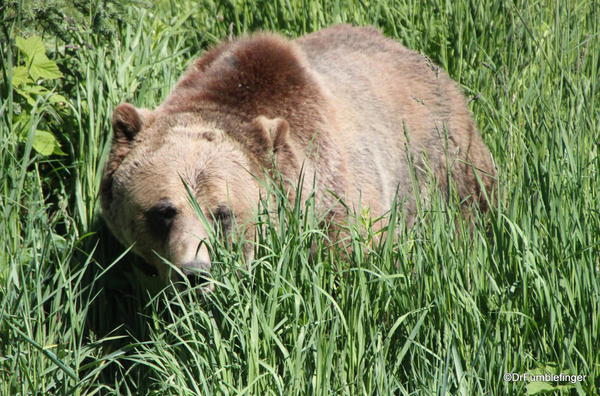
[145,201,178,238]
[212,205,232,234]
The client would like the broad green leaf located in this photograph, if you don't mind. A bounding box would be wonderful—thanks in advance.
[49,93,69,105]
[16,36,46,61]
[15,88,36,106]
[22,85,49,95]
[526,381,556,395]
[32,130,58,156]
[53,143,68,156]
[15,85,68,107]
[15,85,51,106]
[29,58,63,80]
[12,66,32,86]
[16,35,63,81]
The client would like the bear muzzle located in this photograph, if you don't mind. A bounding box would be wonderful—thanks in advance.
[166,214,215,289]
[181,260,212,289]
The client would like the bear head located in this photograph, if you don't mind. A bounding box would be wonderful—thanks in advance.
[100,103,295,287]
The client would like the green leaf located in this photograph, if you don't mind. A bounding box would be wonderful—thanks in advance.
[49,93,69,105]
[29,58,63,81]
[526,381,556,395]
[16,35,63,81]
[22,85,49,95]
[12,66,32,86]
[32,130,58,156]
[52,143,68,156]
[15,85,51,106]
[16,36,46,61]
[15,88,36,106]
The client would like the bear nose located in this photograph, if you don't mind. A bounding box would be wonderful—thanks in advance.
[182,262,211,288]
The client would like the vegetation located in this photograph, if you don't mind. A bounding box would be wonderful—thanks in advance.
[0,0,598,394]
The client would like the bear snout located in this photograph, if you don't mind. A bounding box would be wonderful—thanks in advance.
[181,262,212,289]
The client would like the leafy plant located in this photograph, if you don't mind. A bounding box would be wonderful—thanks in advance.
[11,35,67,156]
[0,0,598,394]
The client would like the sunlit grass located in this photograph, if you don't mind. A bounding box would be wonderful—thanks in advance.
[0,0,598,394]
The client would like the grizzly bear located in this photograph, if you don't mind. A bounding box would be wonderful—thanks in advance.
[100,25,495,286]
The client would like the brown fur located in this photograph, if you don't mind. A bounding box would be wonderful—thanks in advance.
[101,25,495,282]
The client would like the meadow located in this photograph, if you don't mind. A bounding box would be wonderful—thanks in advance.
[0,0,598,394]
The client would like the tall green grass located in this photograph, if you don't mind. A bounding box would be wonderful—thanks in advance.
[1,0,598,394]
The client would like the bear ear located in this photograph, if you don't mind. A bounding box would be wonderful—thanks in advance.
[112,103,144,142]
[253,115,290,152]
[101,104,153,208]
